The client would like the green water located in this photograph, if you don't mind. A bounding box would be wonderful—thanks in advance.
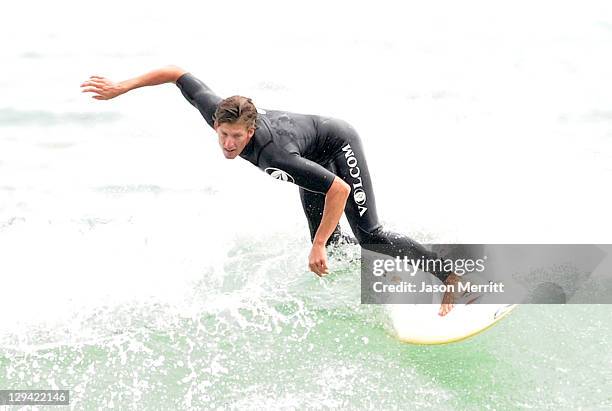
[2,241,611,410]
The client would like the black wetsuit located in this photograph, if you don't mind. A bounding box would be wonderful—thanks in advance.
[176,73,450,282]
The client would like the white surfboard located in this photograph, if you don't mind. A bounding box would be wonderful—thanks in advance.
[388,303,517,345]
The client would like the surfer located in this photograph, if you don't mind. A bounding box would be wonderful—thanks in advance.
[80,66,462,316]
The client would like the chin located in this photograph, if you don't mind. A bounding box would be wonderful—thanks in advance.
[223,151,238,159]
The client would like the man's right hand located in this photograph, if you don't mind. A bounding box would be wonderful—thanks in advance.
[80,76,126,100]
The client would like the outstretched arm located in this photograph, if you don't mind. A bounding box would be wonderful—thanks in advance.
[80,65,187,100]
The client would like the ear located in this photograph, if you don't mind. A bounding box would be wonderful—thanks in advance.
[247,127,255,138]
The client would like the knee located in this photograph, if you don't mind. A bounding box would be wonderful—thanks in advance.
[353,224,384,245]
[325,117,361,143]
[337,119,360,142]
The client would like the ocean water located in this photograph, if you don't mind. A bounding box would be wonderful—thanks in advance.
[1,0,611,409]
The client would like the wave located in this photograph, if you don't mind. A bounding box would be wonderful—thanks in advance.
[0,108,121,127]
[93,184,164,194]
[92,185,217,195]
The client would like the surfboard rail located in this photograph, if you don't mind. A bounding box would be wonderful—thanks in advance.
[389,304,518,345]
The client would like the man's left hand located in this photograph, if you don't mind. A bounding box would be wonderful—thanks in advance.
[309,244,329,277]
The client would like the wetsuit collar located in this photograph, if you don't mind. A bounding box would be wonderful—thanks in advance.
[239,133,255,159]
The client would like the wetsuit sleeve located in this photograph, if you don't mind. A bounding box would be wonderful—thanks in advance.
[260,143,337,194]
[175,73,222,128]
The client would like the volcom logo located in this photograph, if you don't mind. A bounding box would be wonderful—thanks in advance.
[265,167,295,183]
[353,189,366,205]
[341,144,368,216]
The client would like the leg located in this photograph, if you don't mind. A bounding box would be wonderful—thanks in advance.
[324,118,451,282]
[299,161,356,246]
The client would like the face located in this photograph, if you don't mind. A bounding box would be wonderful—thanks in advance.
[215,122,255,159]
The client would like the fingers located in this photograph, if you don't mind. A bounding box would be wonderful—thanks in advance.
[80,76,109,93]
[309,263,324,277]
[80,80,106,88]
[81,86,102,94]
[308,245,329,277]
[309,260,329,277]
[320,259,328,274]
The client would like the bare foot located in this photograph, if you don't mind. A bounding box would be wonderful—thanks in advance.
[438,273,461,316]
[438,273,483,316]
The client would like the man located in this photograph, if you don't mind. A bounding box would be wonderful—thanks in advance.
[80,65,463,316]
